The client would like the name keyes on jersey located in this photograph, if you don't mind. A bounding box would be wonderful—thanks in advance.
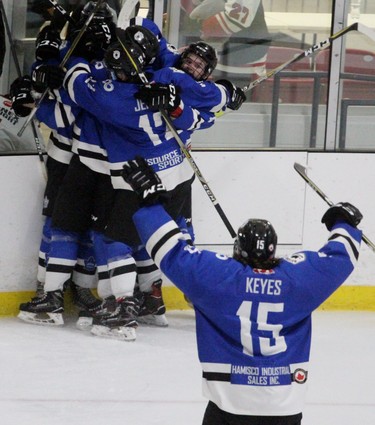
[245,277,282,296]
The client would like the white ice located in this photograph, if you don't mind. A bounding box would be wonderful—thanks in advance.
[0,310,374,425]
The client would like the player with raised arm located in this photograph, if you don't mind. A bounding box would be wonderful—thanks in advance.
[122,156,363,425]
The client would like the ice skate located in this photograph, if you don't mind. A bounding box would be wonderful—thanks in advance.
[18,290,64,326]
[138,281,168,327]
[90,296,138,341]
[71,282,102,311]
[76,295,117,331]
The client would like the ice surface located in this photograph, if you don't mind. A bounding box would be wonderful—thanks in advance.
[0,311,373,425]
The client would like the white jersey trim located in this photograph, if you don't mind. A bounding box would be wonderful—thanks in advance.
[146,221,182,266]
[64,62,91,104]
[201,361,308,416]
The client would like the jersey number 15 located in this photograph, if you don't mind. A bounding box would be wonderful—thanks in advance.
[237,301,287,356]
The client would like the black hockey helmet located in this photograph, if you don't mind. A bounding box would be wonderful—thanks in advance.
[179,41,218,80]
[122,25,160,66]
[104,41,146,80]
[233,219,278,265]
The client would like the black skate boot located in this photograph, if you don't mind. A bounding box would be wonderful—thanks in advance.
[90,296,139,341]
[71,282,102,310]
[18,290,64,326]
[76,295,117,331]
[118,296,139,327]
[138,280,168,327]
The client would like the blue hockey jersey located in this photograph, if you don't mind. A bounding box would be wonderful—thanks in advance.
[63,58,224,189]
[33,50,110,165]
[133,204,362,416]
[36,89,79,165]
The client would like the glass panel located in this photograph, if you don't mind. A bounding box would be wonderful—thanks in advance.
[7,1,374,153]
[0,1,44,153]
[164,0,334,149]
[336,1,375,150]
[1,0,126,155]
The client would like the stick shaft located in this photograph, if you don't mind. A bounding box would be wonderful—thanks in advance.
[46,0,76,25]
[244,23,359,92]
[294,162,375,252]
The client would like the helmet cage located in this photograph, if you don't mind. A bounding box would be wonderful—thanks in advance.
[180,42,218,80]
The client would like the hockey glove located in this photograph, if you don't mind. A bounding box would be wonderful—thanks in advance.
[321,202,363,231]
[216,79,246,110]
[135,83,182,114]
[122,156,167,206]
[32,64,66,93]
[9,76,35,117]
[69,21,112,61]
[35,25,62,61]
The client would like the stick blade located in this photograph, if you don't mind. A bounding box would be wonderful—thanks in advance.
[117,0,139,29]
[294,162,308,178]
[357,23,375,43]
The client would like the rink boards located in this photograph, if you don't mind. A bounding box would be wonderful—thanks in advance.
[0,151,374,315]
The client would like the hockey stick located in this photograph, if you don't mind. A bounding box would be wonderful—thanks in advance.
[17,0,105,137]
[0,0,46,169]
[45,0,77,26]
[243,23,359,93]
[356,23,375,42]
[116,27,237,238]
[294,162,375,252]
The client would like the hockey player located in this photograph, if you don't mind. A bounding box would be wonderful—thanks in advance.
[11,77,107,324]
[14,20,185,337]
[54,37,220,337]
[61,35,244,332]
[15,26,178,338]
[18,22,243,336]
[122,157,363,425]
[14,1,119,325]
